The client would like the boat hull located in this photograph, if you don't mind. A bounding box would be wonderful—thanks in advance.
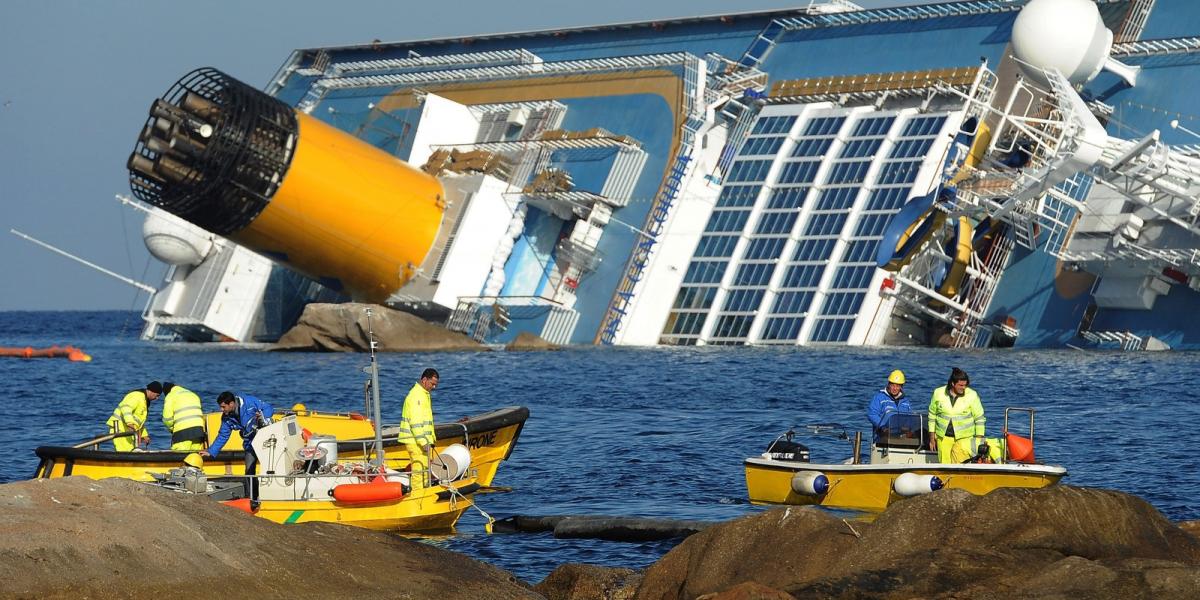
[32,406,528,487]
[744,457,1067,512]
[248,479,479,531]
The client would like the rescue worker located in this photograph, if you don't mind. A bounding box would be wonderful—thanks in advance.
[105,381,162,451]
[201,391,273,502]
[398,368,438,491]
[928,367,986,463]
[867,370,913,443]
[161,382,206,452]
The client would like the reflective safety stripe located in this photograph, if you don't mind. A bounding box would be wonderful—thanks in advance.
[284,511,304,524]
[397,383,436,448]
[927,386,985,439]
[106,391,148,433]
[162,387,205,433]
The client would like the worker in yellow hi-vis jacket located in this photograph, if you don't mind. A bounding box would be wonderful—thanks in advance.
[397,368,439,491]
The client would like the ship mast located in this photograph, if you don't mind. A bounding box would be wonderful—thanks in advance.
[365,307,385,469]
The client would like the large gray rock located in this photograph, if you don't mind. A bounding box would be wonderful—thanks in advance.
[634,486,1200,600]
[505,332,561,351]
[273,302,482,352]
[0,477,537,599]
[535,563,641,600]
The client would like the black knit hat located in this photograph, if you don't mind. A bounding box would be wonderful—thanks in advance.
[146,381,163,394]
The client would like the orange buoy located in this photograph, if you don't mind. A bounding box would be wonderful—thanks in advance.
[332,478,405,504]
[0,345,91,361]
[221,498,257,514]
[1005,432,1036,463]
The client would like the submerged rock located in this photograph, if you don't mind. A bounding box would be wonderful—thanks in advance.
[505,332,561,351]
[535,563,641,600]
[634,486,1200,599]
[0,477,536,599]
[273,302,482,352]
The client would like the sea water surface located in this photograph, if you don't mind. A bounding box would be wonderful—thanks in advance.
[2,311,1198,583]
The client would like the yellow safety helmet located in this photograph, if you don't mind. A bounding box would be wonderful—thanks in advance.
[888,370,906,385]
[183,453,204,469]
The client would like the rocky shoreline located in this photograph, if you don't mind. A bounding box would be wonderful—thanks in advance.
[2,477,1198,599]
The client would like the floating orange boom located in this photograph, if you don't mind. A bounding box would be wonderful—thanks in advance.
[0,345,92,362]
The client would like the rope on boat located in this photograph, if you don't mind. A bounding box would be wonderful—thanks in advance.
[439,477,496,533]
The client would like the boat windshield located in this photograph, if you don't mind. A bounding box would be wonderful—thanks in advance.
[879,413,927,450]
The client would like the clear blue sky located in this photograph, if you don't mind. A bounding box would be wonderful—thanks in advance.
[0,0,903,311]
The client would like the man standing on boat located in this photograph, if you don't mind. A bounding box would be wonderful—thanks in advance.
[398,368,438,491]
[160,382,206,452]
[201,392,274,501]
[867,370,913,443]
[928,368,986,463]
[106,381,162,451]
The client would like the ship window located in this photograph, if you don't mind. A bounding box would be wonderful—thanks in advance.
[755,212,798,236]
[865,188,909,211]
[842,239,880,263]
[803,117,845,136]
[739,136,785,156]
[733,263,774,287]
[814,187,858,211]
[752,116,798,136]
[810,317,854,342]
[716,185,762,208]
[772,291,815,314]
[791,239,837,262]
[705,210,751,234]
[852,117,894,137]
[901,115,946,137]
[803,213,848,237]
[695,235,739,258]
[791,138,834,158]
[876,160,921,185]
[780,264,823,288]
[777,161,820,184]
[840,138,884,159]
[722,288,766,312]
[744,237,787,260]
[711,314,754,338]
[826,161,871,185]
[665,311,707,336]
[683,260,728,284]
[672,286,717,310]
[728,159,772,183]
[853,214,892,238]
[821,292,866,316]
[891,138,935,159]
[761,317,804,341]
[766,187,809,209]
[830,266,875,290]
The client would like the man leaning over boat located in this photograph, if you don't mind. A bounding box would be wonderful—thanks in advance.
[866,370,913,444]
[105,381,161,451]
[398,368,438,491]
[161,382,206,452]
[201,392,274,502]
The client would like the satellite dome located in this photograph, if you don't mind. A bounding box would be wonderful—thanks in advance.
[1011,0,1112,85]
[142,212,214,266]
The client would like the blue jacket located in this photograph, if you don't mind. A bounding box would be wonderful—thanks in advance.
[867,389,913,442]
[210,394,274,454]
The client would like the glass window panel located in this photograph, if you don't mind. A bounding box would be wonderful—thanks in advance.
[803,116,845,136]
[705,210,751,234]
[865,188,910,211]
[853,214,891,238]
[723,289,766,312]
[852,116,895,137]
[840,138,884,159]
[744,237,787,260]
[672,286,717,310]
[826,161,871,185]
[733,263,774,286]
[810,318,854,342]
[772,290,815,314]
[777,161,820,184]
[843,239,879,263]
[815,187,859,211]
[754,212,798,235]
[667,311,706,336]
[761,317,803,341]
[728,159,772,183]
[712,314,753,338]
[766,187,809,209]
[791,238,837,261]
[781,264,824,288]
[803,213,848,237]
[901,115,946,137]
[716,185,762,208]
[683,260,728,283]
[790,137,834,158]
[875,160,921,185]
[830,266,875,290]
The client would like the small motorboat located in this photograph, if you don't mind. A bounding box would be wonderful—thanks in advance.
[744,408,1066,512]
[150,414,484,531]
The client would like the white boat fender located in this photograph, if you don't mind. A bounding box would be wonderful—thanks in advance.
[790,471,830,496]
[893,472,944,497]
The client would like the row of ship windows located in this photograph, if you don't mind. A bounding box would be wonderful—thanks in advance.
[700,207,895,240]
[674,263,876,310]
[716,185,912,212]
[742,114,943,157]
[740,130,937,161]
[687,231,884,272]
[728,157,925,186]
[665,300,862,342]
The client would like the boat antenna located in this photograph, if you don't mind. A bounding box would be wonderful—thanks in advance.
[365,307,385,470]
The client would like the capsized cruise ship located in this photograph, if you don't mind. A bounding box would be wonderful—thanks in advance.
[124,0,1200,350]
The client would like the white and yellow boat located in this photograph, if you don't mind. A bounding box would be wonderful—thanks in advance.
[745,409,1066,512]
[186,414,483,531]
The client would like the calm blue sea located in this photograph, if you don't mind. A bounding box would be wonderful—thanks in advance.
[2,311,1197,583]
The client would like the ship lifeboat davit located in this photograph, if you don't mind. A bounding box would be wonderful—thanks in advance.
[931,216,974,299]
[893,473,944,497]
[791,471,830,496]
[331,478,405,504]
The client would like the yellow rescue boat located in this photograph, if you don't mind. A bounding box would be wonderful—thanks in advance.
[32,406,527,487]
[744,408,1066,512]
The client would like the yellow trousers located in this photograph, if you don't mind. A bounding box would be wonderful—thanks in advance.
[935,435,975,463]
[406,443,429,491]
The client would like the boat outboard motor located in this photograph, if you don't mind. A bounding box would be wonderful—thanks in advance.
[763,430,810,462]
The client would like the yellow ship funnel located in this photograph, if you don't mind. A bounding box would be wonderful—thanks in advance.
[126,68,444,302]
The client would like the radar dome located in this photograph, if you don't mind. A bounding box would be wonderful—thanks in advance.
[143,212,214,266]
[1011,0,1112,85]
